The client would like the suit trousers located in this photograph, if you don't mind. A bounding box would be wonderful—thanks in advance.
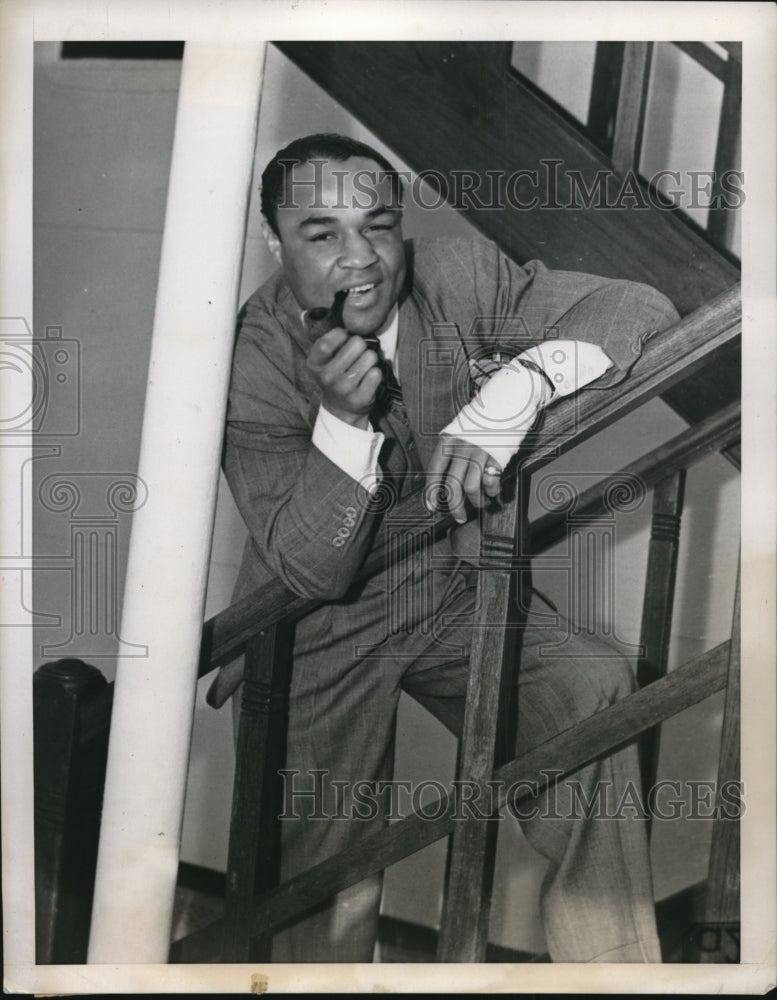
[234,555,660,964]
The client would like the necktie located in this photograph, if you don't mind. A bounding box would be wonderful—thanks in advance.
[361,333,403,415]
[305,291,403,419]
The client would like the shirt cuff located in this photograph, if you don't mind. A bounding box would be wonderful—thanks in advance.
[517,339,613,399]
[439,341,613,468]
[312,405,384,494]
[440,361,547,468]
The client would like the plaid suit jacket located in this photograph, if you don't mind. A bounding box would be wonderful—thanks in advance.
[209,236,678,706]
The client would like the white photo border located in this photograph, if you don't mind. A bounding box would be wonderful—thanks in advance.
[2,1,775,994]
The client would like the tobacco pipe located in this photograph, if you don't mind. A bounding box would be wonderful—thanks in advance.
[304,290,396,416]
[305,289,385,359]
[304,289,349,338]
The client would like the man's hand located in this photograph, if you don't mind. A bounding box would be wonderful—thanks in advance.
[426,435,502,524]
[306,328,383,428]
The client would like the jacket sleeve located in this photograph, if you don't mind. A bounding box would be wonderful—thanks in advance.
[473,240,681,372]
[419,237,680,375]
[223,310,381,601]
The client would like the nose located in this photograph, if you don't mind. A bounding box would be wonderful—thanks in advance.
[338,229,379,270]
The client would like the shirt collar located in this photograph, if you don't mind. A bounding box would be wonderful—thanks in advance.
[376,305,399,365]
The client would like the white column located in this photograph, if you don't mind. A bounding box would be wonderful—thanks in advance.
[87,42,265,964]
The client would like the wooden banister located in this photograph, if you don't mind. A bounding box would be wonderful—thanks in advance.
[529,400,739,554]
[35,285,741,964]
[524,283,740,469]
[170,637,732,961]
[203,282,741,704]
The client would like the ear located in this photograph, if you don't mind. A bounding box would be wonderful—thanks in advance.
[261,219,283,266]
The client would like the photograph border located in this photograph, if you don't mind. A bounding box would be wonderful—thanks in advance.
[2,1,775,994]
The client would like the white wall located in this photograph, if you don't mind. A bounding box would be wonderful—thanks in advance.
[641,42,725,234]
[512,40,741,256]
[511,41,597,124]
[33,43,180,666]
[33,41,739,955]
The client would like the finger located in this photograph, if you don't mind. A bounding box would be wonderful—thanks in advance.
[327,349,379,408]
[307,327,350,371]
[482,473,501,499]
[482,455,503,499]
[444,455,470,523]
[349,365,383,409]
[311,327,374,374]
[340,347,379,387]
[336,333,373,371]
[426,437,456,511]
[314,341,375,394]
[463,450,486,508]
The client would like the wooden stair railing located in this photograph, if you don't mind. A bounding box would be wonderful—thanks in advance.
[202,283,741,695]
[34,284,741,964]
[182,283,742,962]
[170,644,737,962]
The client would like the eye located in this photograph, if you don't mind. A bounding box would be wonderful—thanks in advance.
[309,232,335,243]
[366,219,399,236]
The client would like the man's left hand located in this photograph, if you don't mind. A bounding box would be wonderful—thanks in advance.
[426,436,501,523]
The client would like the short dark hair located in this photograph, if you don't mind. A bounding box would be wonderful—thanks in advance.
[260,132,404,236]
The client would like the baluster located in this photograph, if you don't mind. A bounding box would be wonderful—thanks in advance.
[707,48,742,250]
[222,620,294,961]
[700,566,740,962]
[611,42,653,176]
[637,470,686,797]
[437,492,522,962]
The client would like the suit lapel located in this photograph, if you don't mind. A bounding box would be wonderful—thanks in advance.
[398,291,461,470]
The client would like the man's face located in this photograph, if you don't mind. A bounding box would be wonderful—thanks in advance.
[264,156,406,337]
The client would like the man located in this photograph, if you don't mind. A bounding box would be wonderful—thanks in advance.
[213,133,679,963]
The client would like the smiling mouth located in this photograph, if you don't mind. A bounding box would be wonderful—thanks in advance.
[345,282,377,298]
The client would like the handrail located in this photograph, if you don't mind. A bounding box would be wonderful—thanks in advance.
[202,283,741,706]
[530,399,740,554]
[171,636,732,960]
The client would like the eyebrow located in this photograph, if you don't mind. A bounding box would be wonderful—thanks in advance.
[297,206,401,230]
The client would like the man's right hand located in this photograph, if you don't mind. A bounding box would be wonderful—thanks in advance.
[306,327,383,428]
